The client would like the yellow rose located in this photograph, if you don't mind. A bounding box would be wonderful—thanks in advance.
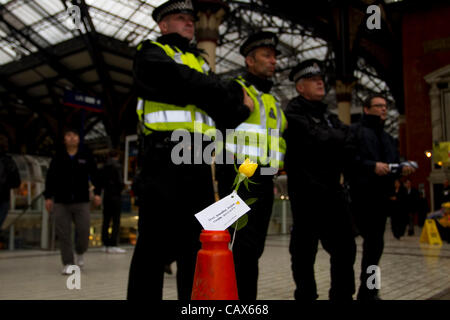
[239,158,258,178]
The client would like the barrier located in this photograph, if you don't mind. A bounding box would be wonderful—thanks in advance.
[191,230,238,300]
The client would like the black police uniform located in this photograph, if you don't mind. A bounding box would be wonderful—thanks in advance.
[284,60,356,300]
[127,0,250,300]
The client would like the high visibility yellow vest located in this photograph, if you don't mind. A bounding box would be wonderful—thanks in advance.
[225,76,287,170]
[136,41,215,136]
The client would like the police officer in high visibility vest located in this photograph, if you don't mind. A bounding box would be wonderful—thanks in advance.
[217,31,287,300]
[127,0,253,300]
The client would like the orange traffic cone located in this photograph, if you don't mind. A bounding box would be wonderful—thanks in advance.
[191,230,239,300]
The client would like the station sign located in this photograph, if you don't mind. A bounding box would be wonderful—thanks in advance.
[63,90,103,113]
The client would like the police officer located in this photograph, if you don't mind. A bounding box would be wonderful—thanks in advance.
[284,59,356,300]
[128,0,253,300]
[217,31,287,300]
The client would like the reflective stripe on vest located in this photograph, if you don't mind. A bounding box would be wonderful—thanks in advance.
[136,41,214,136]
[225,76,287,169]
[145,110,192,124]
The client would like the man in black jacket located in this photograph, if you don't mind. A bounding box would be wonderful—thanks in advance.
[349,94,415,300]
[404,178,420,236]
[44,128,101,275]
[284,59,356,300]
[99,150,125,253]
[127,0,252,300]
[0,135,21,230]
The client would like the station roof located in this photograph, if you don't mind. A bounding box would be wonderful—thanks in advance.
[0,0,408,154]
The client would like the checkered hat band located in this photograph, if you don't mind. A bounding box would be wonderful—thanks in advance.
[155,0,194,22]
[293,65,322,82]
[244,38,276,56]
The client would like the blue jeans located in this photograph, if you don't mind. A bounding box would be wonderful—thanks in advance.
[0,201,10,229]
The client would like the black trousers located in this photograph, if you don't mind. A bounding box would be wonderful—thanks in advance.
[352,196,389,298]
[102,196,122,247]
[127,159,214,300]
[288,187,356,301]
[390,201,408,239]
[218,164,274,300]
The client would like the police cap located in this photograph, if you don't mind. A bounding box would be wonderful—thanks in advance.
[289,59,324,82]
[152,0,195,23]
[240,31,281,57]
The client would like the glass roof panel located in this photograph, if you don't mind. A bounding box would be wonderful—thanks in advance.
[89,0,136,20]
[31,20,72,45]
[36,0,65,15]
[0,48,14,64]
[113,27,130,41]
[9,3,42,26]
[0,0,396,109]
[129,10,154,27]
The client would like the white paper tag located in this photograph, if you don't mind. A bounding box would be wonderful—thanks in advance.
[195,192,251,231]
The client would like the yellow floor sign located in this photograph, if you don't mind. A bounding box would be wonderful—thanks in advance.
[420,219,443,246]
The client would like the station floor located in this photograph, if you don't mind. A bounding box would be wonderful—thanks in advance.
[0,224,449,300]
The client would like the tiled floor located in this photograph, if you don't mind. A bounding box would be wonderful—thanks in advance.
[0,224,449,300]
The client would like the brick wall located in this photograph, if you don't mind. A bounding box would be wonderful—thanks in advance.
[402,3,450,201]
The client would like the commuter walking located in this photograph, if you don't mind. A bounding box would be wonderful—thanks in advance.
[127,0,253,300]
[284,59,356,300]
[0,135,21,229]
[99,150,125,253]
[44,128,101,275]
[217,31,287,300]
[348,94,415,300]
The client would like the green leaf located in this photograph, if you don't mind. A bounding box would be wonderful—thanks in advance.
[243,179,249,191]
[247,179,258,185]
[230,214,248,231]
[233,161,239,174]
[234,173,247,192]
[231,174,240,189]
[244,198,258,206]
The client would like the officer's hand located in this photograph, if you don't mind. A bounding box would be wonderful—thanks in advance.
[375,162,389,176]
[93,195,102,207]
[45,199,53,213]
[243,88,254,112]
[402,165,416,176]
